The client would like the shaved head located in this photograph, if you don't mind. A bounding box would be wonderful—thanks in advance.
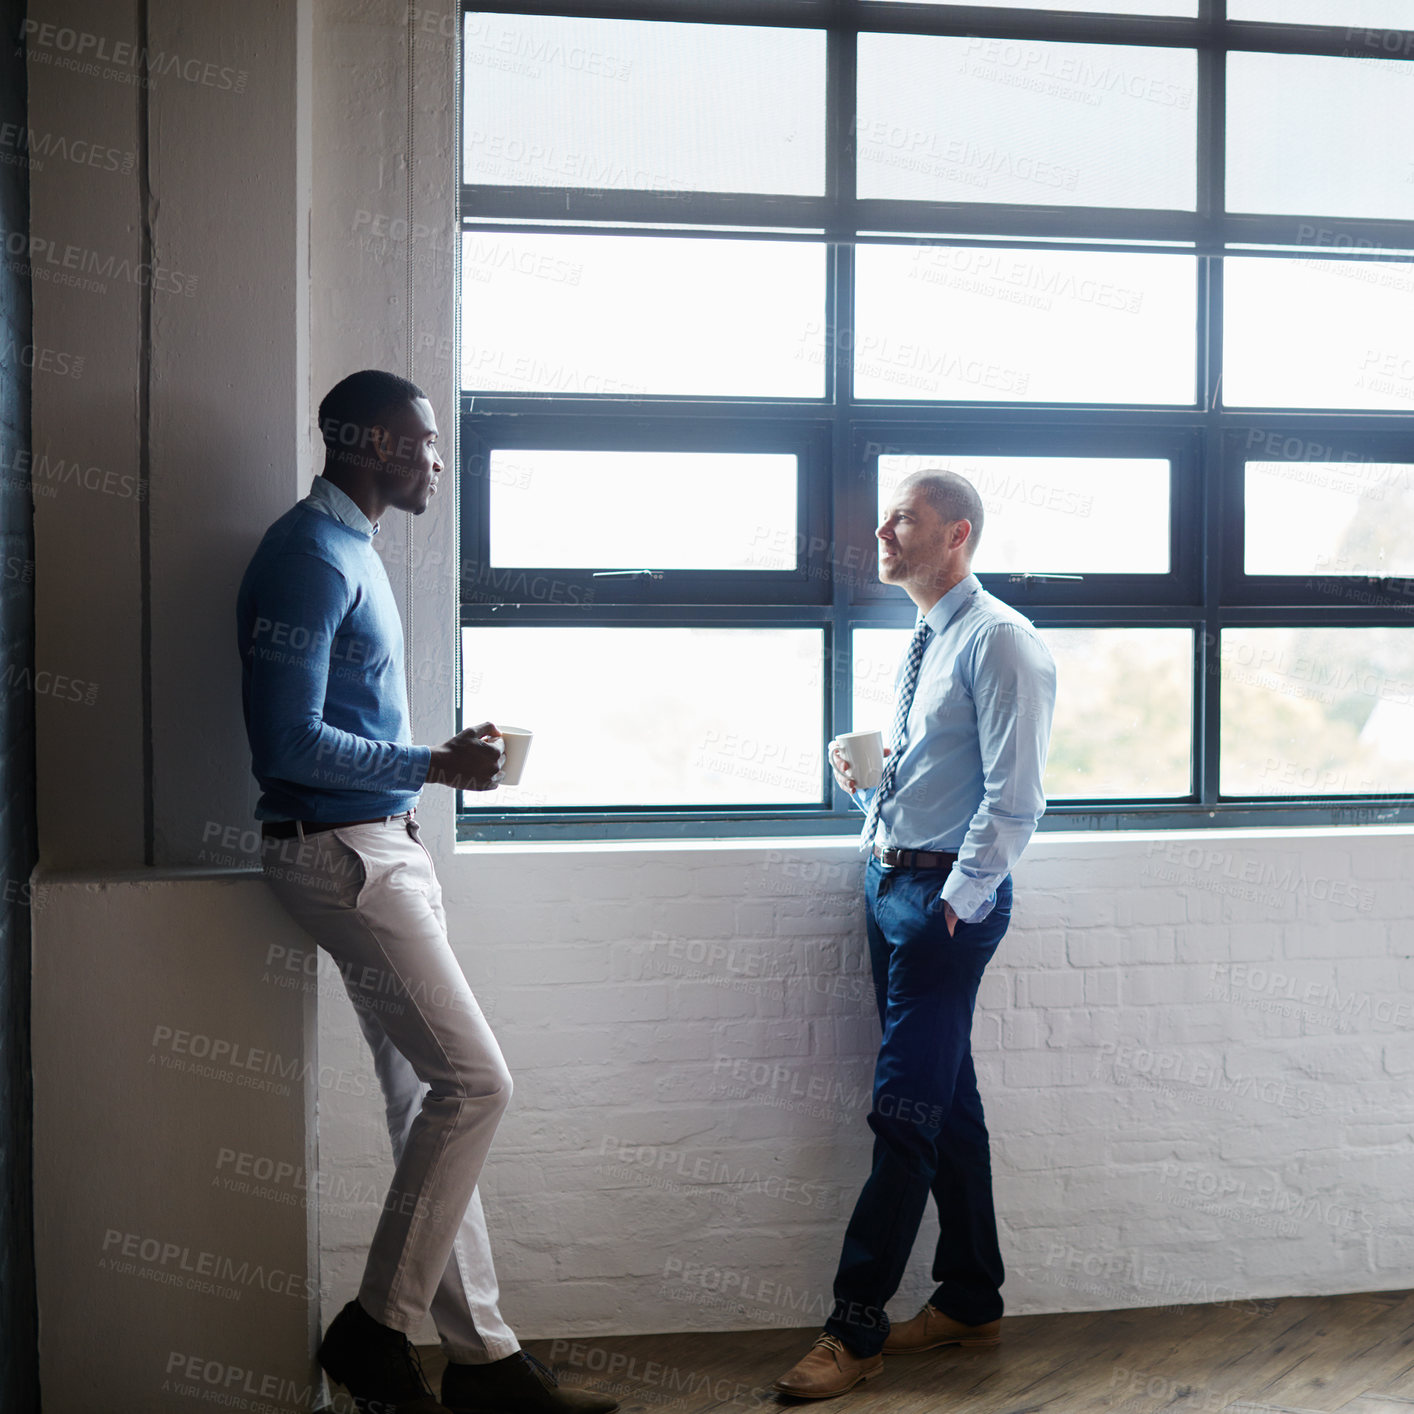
[899,470,984,555]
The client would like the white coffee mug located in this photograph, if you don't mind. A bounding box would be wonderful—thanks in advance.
[494,726,533,786]
[835,729,885,791]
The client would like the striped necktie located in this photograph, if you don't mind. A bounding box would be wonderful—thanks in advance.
[860,616,932,852]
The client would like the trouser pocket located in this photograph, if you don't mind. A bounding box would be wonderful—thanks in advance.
[261,830,369,911]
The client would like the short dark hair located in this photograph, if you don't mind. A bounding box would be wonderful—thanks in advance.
[901,469,984,553]
[317,369,425,458]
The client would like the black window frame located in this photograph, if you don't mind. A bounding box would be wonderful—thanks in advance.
[455,0,1414,843]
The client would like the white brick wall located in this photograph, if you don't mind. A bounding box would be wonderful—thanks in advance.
[318,828,1414,1341]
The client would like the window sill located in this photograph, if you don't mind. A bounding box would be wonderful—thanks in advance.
[456,799,1414,848]
[454,820,1414,859]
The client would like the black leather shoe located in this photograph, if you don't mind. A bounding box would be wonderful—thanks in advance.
[318,1298,452,1414]
[442,1351,619,1414]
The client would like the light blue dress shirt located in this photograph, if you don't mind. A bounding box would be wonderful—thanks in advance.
[304,473,379,536]
[852,573,1057,924]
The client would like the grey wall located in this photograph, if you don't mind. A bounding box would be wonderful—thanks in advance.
[32,876,320,1414]
[25,2,323,1408]
[0,0,40,1404]
[26,0,313,873]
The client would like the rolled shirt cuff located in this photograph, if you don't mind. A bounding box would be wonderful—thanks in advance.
[941,869,998,925]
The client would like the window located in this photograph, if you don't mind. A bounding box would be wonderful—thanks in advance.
[457,2,1414,841]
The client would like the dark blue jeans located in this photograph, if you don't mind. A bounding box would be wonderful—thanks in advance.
[824,858,1012,1357]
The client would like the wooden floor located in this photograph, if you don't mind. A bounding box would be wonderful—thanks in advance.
[416,1289,1414,1414]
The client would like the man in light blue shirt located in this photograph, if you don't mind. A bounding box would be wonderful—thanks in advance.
[775,470,1056,1400]
[850,522,1056,930]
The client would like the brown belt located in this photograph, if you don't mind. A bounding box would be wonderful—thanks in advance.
[261,809,415,840]
[873,843,957,871]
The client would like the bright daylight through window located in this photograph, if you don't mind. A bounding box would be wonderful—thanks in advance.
[456,2,1414,841]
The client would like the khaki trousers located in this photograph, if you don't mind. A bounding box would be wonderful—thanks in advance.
[261,812,519,1362]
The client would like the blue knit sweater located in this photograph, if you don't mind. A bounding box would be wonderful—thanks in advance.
[236,493,431,822]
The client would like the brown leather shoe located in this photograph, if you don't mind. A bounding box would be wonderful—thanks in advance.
[773,1333,884,1400]
[883,1304,1001,1354]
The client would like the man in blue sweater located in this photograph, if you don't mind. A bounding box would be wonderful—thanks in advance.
[238,370,615,1414]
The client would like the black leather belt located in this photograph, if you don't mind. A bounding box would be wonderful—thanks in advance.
[261,809,415,840]
[873,844,957,870]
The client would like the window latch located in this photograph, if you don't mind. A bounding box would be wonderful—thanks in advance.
[591,569,664,581]
[1007,572,1084,584]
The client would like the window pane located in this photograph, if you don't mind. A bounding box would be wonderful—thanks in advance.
[1245,460,1414,576]
[463,15,826,195]
[1044,629,1192,798]
[486,450,798,570]
[1223,257,1414,410]
[857,35,1196,209]
[1222,628,1414,795]
[854,627,1193,798]
[1230,1,1414,24]
[854,245,1196,404]
[1227,52,1414,221]
[462,628,824,808]
[461,234,825,397]
[878,455,1171,573]
[871,0,1197,13]
[851,629,911,735]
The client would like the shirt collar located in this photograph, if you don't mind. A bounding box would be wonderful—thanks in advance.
[922,572,981,636]
[304,474,379,537]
